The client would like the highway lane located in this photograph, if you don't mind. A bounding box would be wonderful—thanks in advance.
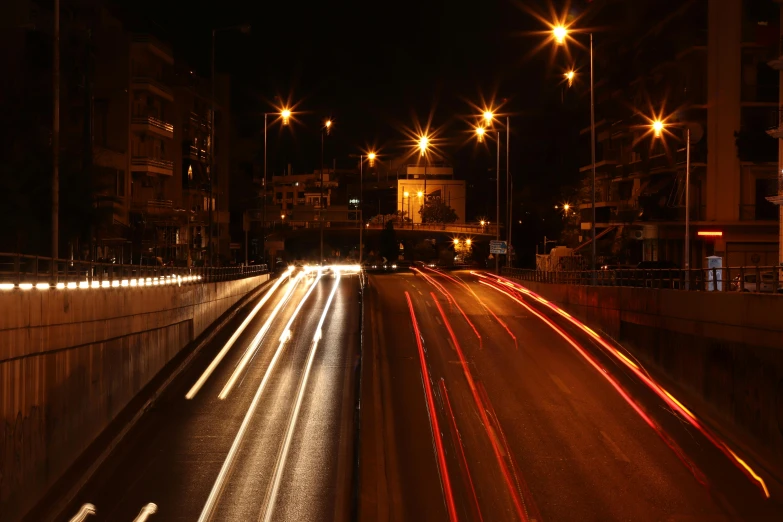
[361,269,781,521]
[56,268,360,522]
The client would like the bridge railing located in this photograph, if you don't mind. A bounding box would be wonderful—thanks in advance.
[0,252,268,289]
[365,222,499,235]
[501,266,783,294]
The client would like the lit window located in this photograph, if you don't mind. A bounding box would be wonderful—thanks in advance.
[188,165,193,180]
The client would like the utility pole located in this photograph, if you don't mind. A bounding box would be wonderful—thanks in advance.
[506,117,511,268]
[209,29,216,267]
[320,130,325,263]
[52,0,60,259]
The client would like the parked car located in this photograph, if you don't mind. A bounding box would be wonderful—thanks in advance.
[731,272,782,293]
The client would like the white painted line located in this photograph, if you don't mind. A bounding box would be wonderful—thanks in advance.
[185,269,294,399]
[132,502,158,522]
[196,271,323,522]
[68,503,96,522]
[261,274,341,522]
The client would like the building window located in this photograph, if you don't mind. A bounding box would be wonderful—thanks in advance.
[188,165,193,180]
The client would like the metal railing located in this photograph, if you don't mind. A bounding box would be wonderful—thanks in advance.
[501,266,783,294]
[365,222,500,235]
[132,157,174,170]
[0,253,268,288]
[132,115,174,134]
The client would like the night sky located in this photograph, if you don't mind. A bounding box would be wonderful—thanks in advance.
[111,0,595,257]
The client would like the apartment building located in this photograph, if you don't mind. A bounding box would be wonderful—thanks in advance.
[579,0,780,268]
[396,164,466,223]
[766,0,783,264]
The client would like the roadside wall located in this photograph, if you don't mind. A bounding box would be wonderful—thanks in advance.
[515,281,783,472]
[0,274,269,521]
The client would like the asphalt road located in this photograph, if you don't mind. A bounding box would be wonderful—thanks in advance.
[359,269,783,522]
[56,268,360,522]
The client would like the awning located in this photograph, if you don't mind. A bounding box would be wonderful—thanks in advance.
[573,225,617,252]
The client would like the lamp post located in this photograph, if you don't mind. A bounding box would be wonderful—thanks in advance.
[477,111,503,274]
[552,25,596,275]
[320,119,332,264]
[261,108,290,265]
[211,24,250,266]
[652,118,691,288]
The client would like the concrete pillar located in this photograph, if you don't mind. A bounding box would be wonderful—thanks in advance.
[707,0,742,222]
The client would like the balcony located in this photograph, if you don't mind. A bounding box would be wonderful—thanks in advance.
[132,115,174,139]
[185,144,208,162]
[766,109,783,139]
[132,157,174,176]
[131,34,174,65]
[131,77,173,102]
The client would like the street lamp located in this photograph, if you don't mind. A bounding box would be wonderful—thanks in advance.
[355,151,377,264]
[453,238,460,245]
[651,118,691,286]
[476,110,509,274]
[565,70,575,87]
[551,23,597,275]
[320,118,333,263]
[262,106,293,264]
[417,135,430,218]
[475,126,486,143]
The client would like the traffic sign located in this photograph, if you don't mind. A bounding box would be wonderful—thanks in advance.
[489,240,507,254]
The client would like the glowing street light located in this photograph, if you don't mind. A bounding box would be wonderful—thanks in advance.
[465,239,472,246]
[480,220,486,226]
[652,119,664,138]
[475,126,486,143]
[368,152,376,167]
[417,191,423,198]
[453,238,460,245]
[418,135,429,155]
[281,109,291,126]
[324,119,332,135]
[563,203,570,212]
[553,25,568,44]
[565,70,575,87]
[483,111,494,124]
[403,191,410,198]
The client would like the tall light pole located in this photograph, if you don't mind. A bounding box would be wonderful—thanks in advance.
[478,111,502,274]
[553,25,596,274]
[262,108,290,264]
[320,119,332,264]
[211,24,250,266]
[653,119,691,288]
[418,136,429,220]
[506,116,511,268]
[52,0,60,259]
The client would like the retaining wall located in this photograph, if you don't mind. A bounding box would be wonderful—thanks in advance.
[515,280,783,474]
[0,274,269,520]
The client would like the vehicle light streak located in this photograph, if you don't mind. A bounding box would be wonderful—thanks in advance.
[68,503,96,522]
[477,279,714,492]
[414,268,482,346]
[219,272,302,399]
[132,503,158,522]
[185,269,294,399]
[439,379,483,522]
[261,274,341,522]
[196,272,322,522]
[426,267,517,348]
[484,274,771,498]
[431,292,532,521]
[405,292,459,522]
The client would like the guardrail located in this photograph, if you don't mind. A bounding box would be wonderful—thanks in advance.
[0,253,268,289]
[365,222,499,235]
[501,266,783,294]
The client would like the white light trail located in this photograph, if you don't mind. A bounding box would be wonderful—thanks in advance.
[68,503,96,522]
[132,502,158,522]
[261,273,340,522]
[196,270,323,522]
[185,268,294,400]
[218,272,302,399]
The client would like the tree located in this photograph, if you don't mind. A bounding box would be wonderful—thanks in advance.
[379,220,398,262]
[419,198,458,224]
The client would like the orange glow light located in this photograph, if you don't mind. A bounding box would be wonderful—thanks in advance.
[697,231,722,237]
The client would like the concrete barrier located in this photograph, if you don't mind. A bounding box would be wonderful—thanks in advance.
[512,280,783,475]
[0,274,269,521]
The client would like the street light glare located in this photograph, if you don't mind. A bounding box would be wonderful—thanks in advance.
[563,203,570,211]
[453,238,460,245]
[417,190,424,198]
[553,25,568,44]
[418,135,429,155]
[368,152,376,160]
[403,191,410,197]
[476,126,485,143]
[653,120,664,137]
[281,109,291,125]
[483,111,494,123]
[325,119,332,128]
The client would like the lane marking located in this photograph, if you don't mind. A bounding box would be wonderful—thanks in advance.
[68,503,96,522]
[132,503,158,522]
[218,273,303,399]
[405,292,458,522]
[196,271,323,522]
[261,274,342,522]
[600,430,631,464]
[186,269,293,399]
[439,379,484,522]
[549,374,571,396]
